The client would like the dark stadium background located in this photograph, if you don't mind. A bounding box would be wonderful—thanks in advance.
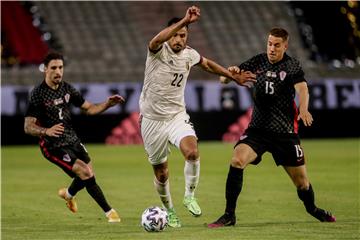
[1,1,359,145]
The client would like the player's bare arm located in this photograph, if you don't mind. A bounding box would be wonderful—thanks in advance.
[199,59,256,86]
[81,95,125,115]
[149,6,200,52]
[24,117,64,137]
[295,81,313,127]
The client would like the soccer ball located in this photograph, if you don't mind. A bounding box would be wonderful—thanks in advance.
[141,206,168,232]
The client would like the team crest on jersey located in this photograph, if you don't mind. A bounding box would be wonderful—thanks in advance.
[279,71,287,81]
[64,93,70,103]
[63,154,71,162]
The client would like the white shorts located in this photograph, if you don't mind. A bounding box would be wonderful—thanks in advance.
[140,111,197,165]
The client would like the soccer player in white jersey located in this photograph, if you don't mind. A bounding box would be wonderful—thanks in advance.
[139,6,256,228]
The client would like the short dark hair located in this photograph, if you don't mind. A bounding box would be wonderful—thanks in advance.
[269,27,289,42]
[168,17,188,29]
[43,52,64,66]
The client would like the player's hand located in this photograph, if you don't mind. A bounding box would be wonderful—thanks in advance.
[220,76,231,84]
[46,123,64,137]
[232,69,257,87]
[107,95,125,107]
[298,110,313,127]
[228,66,240,73]
[220,66,242,84]
[184,6,200,24]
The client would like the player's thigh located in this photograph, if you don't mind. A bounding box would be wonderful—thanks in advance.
[168,112,197,148]
[231,143,258,168]
[141,117,170,165]
[179,135,199,161]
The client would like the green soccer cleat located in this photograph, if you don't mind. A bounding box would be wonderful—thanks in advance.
[167,208,181,228]
[183,196,202,217]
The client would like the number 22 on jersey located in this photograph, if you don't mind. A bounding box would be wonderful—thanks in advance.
[171,73,184,87]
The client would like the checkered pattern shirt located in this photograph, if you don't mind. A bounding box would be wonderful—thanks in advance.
[240,53,306,134]
[25,81,85,148]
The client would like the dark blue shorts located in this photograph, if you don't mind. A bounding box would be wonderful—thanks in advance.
[235,129,305,167]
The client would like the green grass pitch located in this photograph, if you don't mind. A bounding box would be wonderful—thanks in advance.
[2,139,359,239]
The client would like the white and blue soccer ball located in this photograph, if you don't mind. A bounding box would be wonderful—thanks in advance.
[141,206,168,232]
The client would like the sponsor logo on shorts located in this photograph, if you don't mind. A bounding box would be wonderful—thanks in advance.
[63,154,71,162]
[240,135,248,140]
[185,119,194,129]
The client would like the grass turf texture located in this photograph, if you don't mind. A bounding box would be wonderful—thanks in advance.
[2,139,359,239]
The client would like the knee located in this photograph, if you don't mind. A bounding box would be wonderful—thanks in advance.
[155,168,169,183]
[231,156,247,169]
[295,179,310,190]
[80,169,93,180]
[183,147,199,161]
[75,165,93,180]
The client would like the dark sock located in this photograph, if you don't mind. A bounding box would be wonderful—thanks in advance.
[68,177,86,196]
[225,166,244,215]
[84,176,112,212]
[297,184,316,213]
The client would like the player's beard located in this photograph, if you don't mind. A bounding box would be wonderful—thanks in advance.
[53,76,62,85]
[172,44,183,53]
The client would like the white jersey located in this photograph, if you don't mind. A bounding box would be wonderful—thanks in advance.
[139,42,201,120]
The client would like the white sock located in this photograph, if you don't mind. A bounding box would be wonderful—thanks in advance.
[66,189,73,199]
[105,209,114,216]
[184,159,200,197]
[154,178,173,209]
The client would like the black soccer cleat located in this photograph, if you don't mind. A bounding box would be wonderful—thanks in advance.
[310,208,336,222]
[207,213,236,228]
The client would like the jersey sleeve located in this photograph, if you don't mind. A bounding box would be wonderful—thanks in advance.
[188,48,201,66]
[292,60,306,84]
[150,41,170,60]
[148,43,164,57]
[25,89,42,118]
[239,55,258,72]
[69,84,85,107]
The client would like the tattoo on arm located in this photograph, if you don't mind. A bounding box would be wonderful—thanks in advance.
[24,117,47,137]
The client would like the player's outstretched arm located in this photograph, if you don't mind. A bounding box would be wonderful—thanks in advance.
[198,57,256,87]
[81,95,125,115]
[295,81,313,127]
[219,66,242,84]
[149,6,200,52]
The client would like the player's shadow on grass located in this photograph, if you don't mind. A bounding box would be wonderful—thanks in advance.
[202,219,341,228]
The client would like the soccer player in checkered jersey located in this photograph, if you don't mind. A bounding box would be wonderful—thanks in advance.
[139,6,256,228]
[24,52,124,223]
[208,27,336,228]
